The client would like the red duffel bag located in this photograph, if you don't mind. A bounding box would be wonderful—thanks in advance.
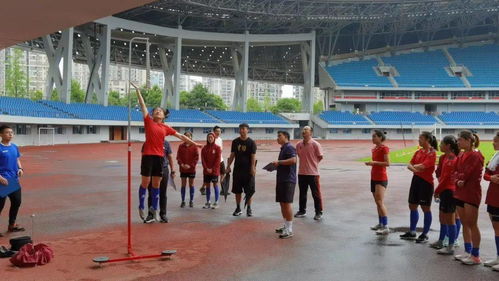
[10,243,54,267]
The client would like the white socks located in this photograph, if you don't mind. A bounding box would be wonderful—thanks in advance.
[284,220,293,233]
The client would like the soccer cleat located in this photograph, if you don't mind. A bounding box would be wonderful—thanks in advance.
[211,202,219,209]
[233,208,242,216]
[247,207,253,217]
[400,231,417,240]
[294,211,306,218]
[275,226,286,234]
[313,212,323,221]
[279,229,294,239]
[415,234,429,244]
[189,201,194,208]
[462,255,482,265]
[371,224,383,231]
[437,245,455,255]
[484,257,499,267]
[429,240,444,249]
[202,202,211,209]
[138,208,146,221]
[144,213,155,224]
[454,253,470,262]
[180,201,186,208]
[375,227,390,235]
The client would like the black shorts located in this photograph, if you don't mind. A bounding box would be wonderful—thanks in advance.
[232,174,255,194]
[180,172,196,178]
[455,198,479,209]
[487,205,499,222]
[141,155,164,177]
[439,190,456,213]
[204,175,219,184]
[408,175,434,206]
[371,181,388,193]
[276,182,296,203]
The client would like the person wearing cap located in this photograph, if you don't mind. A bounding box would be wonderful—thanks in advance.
[225,123,257,217]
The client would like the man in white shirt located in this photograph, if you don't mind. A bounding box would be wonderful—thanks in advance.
[213,126,230,195]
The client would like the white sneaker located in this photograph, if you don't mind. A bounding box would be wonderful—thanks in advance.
[203,202,211,209]
[454,253,470,262]
[462,255,482,265]
[138,208,146,220]
[454,240,460,247]
[484,257,499,267]
[375,227,390,235]
[437,245,455,255]
[211,202,219,209]
[492,263,499,271]
[370,224,382,231]
[279,228,294,239]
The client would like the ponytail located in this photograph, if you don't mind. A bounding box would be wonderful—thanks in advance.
[459,130,479,150]
[472,133,480,149]
[420,131,438,150]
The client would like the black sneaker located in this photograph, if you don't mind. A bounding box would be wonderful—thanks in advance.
[415,233,429,243]
[189,201,194,208]
[246,207,253,217]
[160,215,169,223]
[180,201,186,208]
[313,212,323,221]
[233,208,242,216]
[400,231,417,240]
[144,213,155,224]
[294,211,306,218]
[200,187,206,195]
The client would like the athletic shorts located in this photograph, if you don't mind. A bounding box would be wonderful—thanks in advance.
[232,174,255,194]
[371,181,388,193]
[454,198,479,209]
[276,182,296,203]
[180,172,196,178]
[203,175,219,184]
[439,189,456,213]
[487,205,499,222]
[408,175,434,206]
[141,155,164,177]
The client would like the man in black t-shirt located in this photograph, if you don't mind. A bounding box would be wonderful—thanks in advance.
[225,123,257,217]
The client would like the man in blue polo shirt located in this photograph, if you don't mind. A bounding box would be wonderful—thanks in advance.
[0,125,25,236]
[272,130,297,239]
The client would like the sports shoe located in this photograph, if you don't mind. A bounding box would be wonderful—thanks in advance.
[200,187,206,195]
[437,245,455,255]
[138,208,146,220]
[429,240,444,249]
[180,201,186,208]
[294,211,306,218]
[454,240,460,247]
[462,255,482,265]
[454,253,470,262]
[415,234,429,244]
[203,202,211,209]
[279,229,293,239]
[313,212,323,221]
[275,226,286,234]
[189,201,194,208]
[211,202,219,209]
[400,231,417,240]
[144,213,155,224]
[247,207,253,217]
[443,236,449,247]
[233,208,242,216]
[375,227,390,235]
[159,215,169,223]
[492,263,499,271]
[371,224,382,231]
[484,257,499,267]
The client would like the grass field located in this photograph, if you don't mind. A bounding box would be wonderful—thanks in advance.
[359,141,496,164]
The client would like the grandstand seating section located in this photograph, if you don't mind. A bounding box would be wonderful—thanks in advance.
[448,45,499,87]
[368,111,438,125]
[439,111,499,125]
[326,59,392,87]
[319,111,371,125]
[0,96,71,119]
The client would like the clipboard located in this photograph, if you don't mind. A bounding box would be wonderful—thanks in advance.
[262,162,277,172]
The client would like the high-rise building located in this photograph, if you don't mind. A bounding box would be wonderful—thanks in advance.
[247,81,283,105]
[201,77,235,106]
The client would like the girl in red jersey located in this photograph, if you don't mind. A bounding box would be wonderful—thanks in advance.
[365,130,390,235]
[201,132,222,209]
[131,83,200,222]
[484,132,499,270]
[453,131,484,265]
[431,136,459,254]
[177,131,199,208]
[400,131,438,243]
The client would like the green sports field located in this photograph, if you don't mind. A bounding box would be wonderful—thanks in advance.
[359,142,496,164]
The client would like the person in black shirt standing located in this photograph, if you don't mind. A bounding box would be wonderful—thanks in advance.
[226,123,257,217]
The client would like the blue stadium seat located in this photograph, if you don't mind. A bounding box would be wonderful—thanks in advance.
[368,111,438,125]
[439,111,499,126]
[206,110,289,124]
[448,45,499,87]
[319,111,371,125]
[0,96,71,118]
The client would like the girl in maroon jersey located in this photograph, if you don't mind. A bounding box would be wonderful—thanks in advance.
[484,132,499,269]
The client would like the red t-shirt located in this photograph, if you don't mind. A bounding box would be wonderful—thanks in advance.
[454,151,484,206]
[201,143,222,176]
[485,168,499,207]
[177,143,199,174]
[410,148,437,185]
[371,145,389,181]
[435,153,457,195]
[142,115,177,157]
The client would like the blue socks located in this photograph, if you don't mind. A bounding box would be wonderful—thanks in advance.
[150,188,159,210]
[456,218,462,240]
[214,186,220,202]
[464,242,472,254]
[206,186,211,202]
[438,224,448,241]
[471,247,480,257]
[381,216,388,226]
[496,236,499,256]
[447,224,456,245]
[423,212,432,235]
[138,186,147,210]
[181,187,186,202]
[189,186,195,202]
[410,210,419,232]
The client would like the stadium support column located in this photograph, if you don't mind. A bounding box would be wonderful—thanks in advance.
[231,32,249,112]
[43,28,73,103]
[301,31,316,114]
[159,45,174,108]
[82,25,111,105]
[171,31,182,110]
